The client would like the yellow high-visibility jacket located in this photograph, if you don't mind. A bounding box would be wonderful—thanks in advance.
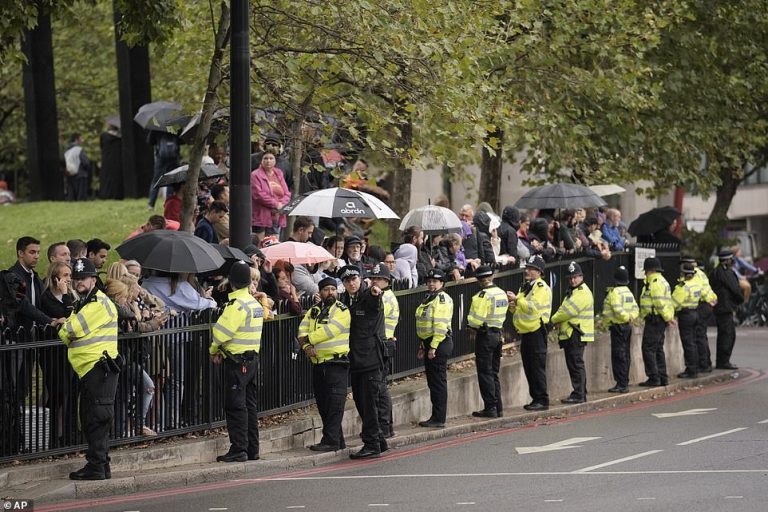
[551,283,595,342]
[602,286,639,326]
[298,300,351,364]
[639,273,674,322]
[467,285,508,330]
[210,287,264,357]
[59,290,119,378]
[672,278,703,311]
[512,277,552,334]
[416,290,454,349]
[382,288,400,340]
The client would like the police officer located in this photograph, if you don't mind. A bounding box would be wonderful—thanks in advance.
[709,250,743,369]
[298,276,351,452]
[368,263,399,438]
[551,261,594,404]
[680,255,717,373]
[508,255,552,411]
[339,265,388,459]
[210,262,263,462]
[639,257,675,387]
[59,258,120,480]
[673,262,704,378]
[467,265,508,418]
[416,268,454,428]
[602,266,638,393]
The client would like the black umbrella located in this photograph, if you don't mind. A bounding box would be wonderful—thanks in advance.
[205,244,253,275]
[116,230,225,274]
[513,183,607,209]
[179,108,230,143]
[133,100,186,133]
[152,163,226,189]
[627,206,680,236]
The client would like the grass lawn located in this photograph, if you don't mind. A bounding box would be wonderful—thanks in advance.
[1,199,394,275]
[1,199,153,274]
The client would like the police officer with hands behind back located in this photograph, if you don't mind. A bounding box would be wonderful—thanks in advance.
[368,263,399,438]
[672,262,709,378]
[602,266,639,393]
[339,264,389,459]
[59,258,121,480]
[680,255,717,373]
[210,261,263,463]
[551,261,594,404]
[416,268,454,428]
[467,265,508,418]
[297,276,351,452]
[639,257,675,387]
[507,255,552,411]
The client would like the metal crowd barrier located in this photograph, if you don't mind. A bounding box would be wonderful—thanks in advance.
[0,249,677,462]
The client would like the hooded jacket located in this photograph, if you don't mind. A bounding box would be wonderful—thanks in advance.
[498,206,520,258]
[463,211,495,265]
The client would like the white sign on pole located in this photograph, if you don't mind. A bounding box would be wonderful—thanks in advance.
[634,247,656,280]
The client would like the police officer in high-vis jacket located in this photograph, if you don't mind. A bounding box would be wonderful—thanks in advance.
[551,261,594,404]
[508,255,552,411]
[672,263,706,378]
[59,258,120,480]
[467,265,508,418]
[680,255,717,373]
[298,276,351,452]
[416,268,454,428]
[639,257,675,387]
[602,266,639,393]
[368,263,399,438]
[210,262,263,462]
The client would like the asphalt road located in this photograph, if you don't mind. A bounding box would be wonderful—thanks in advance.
[42,328,768,512]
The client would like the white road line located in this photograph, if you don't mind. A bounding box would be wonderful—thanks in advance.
[286,507,306,510]
[636,497,656,501]
[677,428,748,446]
[725,496,743,499]
[758,419,768,424]
[209,509,228,511]
[573,450,663,473]
[456,502,476,505]
[544,499,563,502]
[368,505,389,507]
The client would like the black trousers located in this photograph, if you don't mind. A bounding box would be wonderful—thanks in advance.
[560,332,587,399]
[696,303,713,370]
[715,312,736,367]
[351,368,384,451]
[609,324,632,387]
[223,354,259,457]
[678,309,699,373]
[642,316,668,384]
[520,328,548,405]
[375,340,395,437]
[312,362,349,448]
[79,364,119,473]
[424,336,454,423]
[475,330,502,413]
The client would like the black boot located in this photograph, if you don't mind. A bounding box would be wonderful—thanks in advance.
[69,464,106,481]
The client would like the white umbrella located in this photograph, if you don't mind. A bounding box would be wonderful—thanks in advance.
[282,187,399,219]
[589,184,626,197]
[399,205,463,235]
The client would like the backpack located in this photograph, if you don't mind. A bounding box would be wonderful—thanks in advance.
[64,145,82,176]
[157,136,179,161]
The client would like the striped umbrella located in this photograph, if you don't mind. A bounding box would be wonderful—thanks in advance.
[282,187,399,219]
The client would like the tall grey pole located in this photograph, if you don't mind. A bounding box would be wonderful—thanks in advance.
[229,0,251,249]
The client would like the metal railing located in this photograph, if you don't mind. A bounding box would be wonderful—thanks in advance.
[0,249,677,462]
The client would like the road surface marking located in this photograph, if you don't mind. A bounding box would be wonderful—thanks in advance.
[544,499,563,502]
[652,408,717,418]
[209,509,228,511]
[725,496,743,499]
[516,437,601,454]
[573,450,663,473]
[677,428,747,446]
[286,507,306,509]
[758,419,768,424]
[636,497,655,500]
[456,502,475,505]
[368,505,389,507]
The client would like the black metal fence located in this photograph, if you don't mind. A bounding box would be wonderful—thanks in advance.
[0,248,678,463]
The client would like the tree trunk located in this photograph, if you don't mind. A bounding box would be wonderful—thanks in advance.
[479,128,504,212]
[21,12,61,201]
[388,116,413,242]
[180,2,230,232]
[701,165,741,258]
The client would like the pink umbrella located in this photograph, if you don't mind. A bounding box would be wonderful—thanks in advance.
[260,241,335,264]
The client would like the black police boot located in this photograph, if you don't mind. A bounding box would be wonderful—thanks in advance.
[216,451,247,463]
[677,371,698,379]
[418,419,445,428]
[69,464,106,481]
[608,385,629,393]
[523,402,549,411]
[349,446,381,459]
[638,379,661,387]
[560,396,586,404]
[472,409,499,418]
[105,462,111,479]
[379,439,389,453]
[309,443,339,452]
[247,451,260,461]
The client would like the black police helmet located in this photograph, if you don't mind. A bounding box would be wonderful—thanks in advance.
[367,263,391,281]
[613,266,630,285]
[71,258,97,279]
[475,265,494,279]
[229,261,252,289]
[524,255,546,273]
[426,268,447,282]
[643,257,662,272]
[565,261,583,277]
[339,265,362,281]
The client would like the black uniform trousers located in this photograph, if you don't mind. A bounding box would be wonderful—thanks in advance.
[715,312,736,367]
[609,323,632,388]
[79,363,119,473]
[520,327,548,405]
[642,315,668,384]
[560,331,587,399]
[223,353,259,458]
[375,340,395,437]
[312,361,349,448]
[678,309,699,373]
[351,368,385,451]
[475,330,502,413]
[696,303,713,370]
[423,335,454,423]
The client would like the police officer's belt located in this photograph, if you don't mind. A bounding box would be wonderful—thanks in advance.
[646,314,663,322]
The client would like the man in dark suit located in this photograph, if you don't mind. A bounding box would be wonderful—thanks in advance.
[8,236,55,330]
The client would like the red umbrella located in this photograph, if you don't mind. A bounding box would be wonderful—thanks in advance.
[260,241,335,264]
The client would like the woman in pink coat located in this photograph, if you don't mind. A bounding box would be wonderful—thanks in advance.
[251,152,291,239]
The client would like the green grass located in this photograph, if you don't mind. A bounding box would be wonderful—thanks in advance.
[1,199,154,275]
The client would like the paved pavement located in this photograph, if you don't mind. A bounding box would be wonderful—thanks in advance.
[19,327,768,512]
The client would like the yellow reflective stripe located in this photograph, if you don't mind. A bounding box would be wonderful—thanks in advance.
[229,338,260,346]
[69,334,116,348]
[213,323,236,338]
[315,339,348,349]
